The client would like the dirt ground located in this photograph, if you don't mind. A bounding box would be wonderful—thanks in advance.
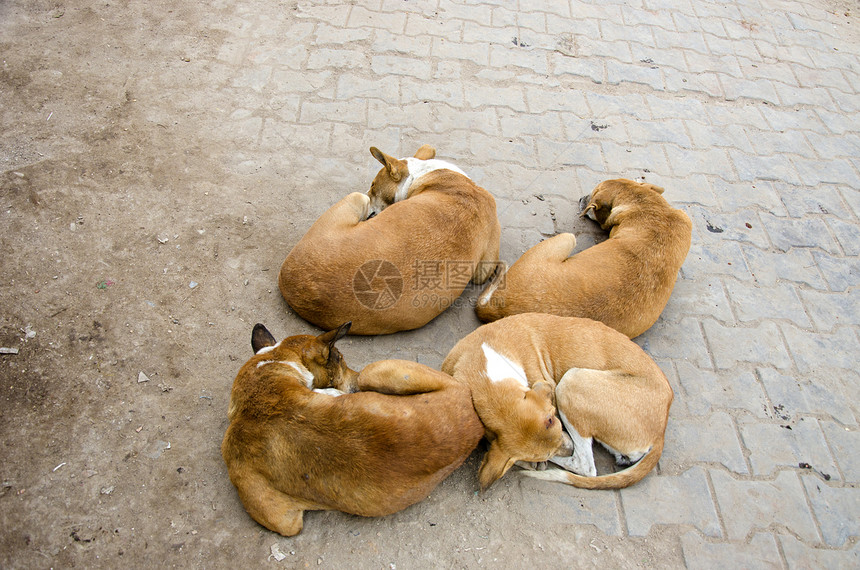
[9,0,856,568]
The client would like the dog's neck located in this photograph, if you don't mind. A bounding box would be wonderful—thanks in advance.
[394,157,469,203]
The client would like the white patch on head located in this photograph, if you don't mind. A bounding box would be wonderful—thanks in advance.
[313,387,345,397]
[394,157,470,203]
[255,359,315,388]
[481,342,528,390]
[549,410,597,476]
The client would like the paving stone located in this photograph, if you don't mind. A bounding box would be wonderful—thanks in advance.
[758,213,840,254]
[337,73,400,105]
[686,205,770,248]
[682,240,753,282]
[663,275,733,323]
[779,534,860,569]
[827,217,860,255]
[515,478,622,536]
[402,79,464,107]
[729,150,802,185]
[821,423,860,482]
[702,319,792,369]
[676,361,769,418]
[600,141,671,177]
[666,174,718,208]
[621,467,720,537]
[798,288,860,331]
[662,412,749,474]
[758,368,856,426]
[606,60,665,91]
[635,317,712,369]
[711,179,785,214]
[781,324,860,374]
[710,469,819,542]
[724,281,811,327]
[741,245,827,290]
[794,157,860,189]
[759,106,828,133]
[802,475,860,547]
[681,531,783,569]
[740,418,838,478]
[549,52,605,83]
[811,251,860,292]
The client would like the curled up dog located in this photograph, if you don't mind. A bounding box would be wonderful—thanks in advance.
[222,322,484,536]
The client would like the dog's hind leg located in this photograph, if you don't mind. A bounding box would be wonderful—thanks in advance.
[473,221,501,284]
[357,359,453,395]
[523,232,576,263]
[232,470,314,537]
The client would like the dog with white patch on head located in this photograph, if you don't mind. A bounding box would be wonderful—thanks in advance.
[222,322,484,536]
[476,178,692,338]
[279,145,500,335]
[442,312,673,490]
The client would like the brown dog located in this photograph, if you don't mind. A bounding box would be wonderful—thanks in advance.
[442,313,673,490]
[222,323,484,536]
[279,145,500,335]
[476,178,692,338]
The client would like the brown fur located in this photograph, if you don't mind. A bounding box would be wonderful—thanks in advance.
[476,178,692,338]
[442,313,673,490]
[222,323,484,536]
[279,145,500,335]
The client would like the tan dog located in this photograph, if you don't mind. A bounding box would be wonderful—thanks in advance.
[279,145,500,335]
[222,322,484,536]
[476,178,692,338]
[442,313,673,490]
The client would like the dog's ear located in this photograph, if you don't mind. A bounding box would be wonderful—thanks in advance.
[413,144,436,160]
[251,323,276,354]
[370,147,407,182]
[645,183,665,194]
[579,202,597,219]
[316,322,351,360]
[478,440,517,491]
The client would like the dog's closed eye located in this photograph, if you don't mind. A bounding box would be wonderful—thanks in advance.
[545,416,555,429]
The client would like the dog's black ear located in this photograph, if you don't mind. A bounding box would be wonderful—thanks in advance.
[251,324,277,354]
[316,322,351,359]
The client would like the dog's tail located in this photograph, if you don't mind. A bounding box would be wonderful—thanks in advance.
[475,261,508,321]
[520,438,664,490]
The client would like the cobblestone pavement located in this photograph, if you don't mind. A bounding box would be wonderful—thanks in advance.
[1,0,858,568]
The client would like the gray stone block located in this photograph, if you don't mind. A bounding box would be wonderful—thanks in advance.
[779,534,860,569]
[710,469,818,541]
[740,418,839,479]
[781,324,860,374]
[821,422,860,482]
[702,319,792,370]
[621,467,721,537]
[741,245,827,290]
[759,213,840,254]
[724,281,811,327]
[802,475,860,547]
[681,531,782,569]
[758,368,856,426]
[811,251,860,292]
[676,361,769,418]
[662,412,749,474]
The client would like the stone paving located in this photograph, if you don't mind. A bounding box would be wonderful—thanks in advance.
[261,1,860,566]
[2,0,859,567]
